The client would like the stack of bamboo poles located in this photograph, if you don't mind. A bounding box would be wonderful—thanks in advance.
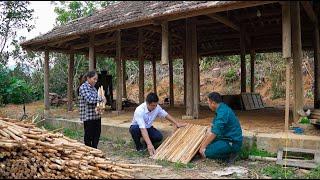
[152,124,208,164]
[0,117,161,179]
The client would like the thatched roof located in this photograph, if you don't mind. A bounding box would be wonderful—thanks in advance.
[20,1,315,59]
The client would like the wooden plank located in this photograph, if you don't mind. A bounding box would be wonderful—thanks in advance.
[152,124,208,164]
[206,13,240,31]
[241,93,251,110]
[252,94,259,109]
[247,94,256,110]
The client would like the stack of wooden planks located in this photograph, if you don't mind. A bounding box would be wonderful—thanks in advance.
[241,93,264,110]
[152,124,208,164]
[0,117,161,179]
[310,109,320,120]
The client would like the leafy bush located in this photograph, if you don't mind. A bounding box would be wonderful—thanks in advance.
[224,67,238,84]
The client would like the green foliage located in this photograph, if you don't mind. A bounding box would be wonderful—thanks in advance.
[307,165,320,179]
[0,1,34,64]
[239,143,276,160]
[53,1,116,25]
[224,67,238,84]
[0,64,39,105]
[261,165,296,179]
[300,117,310,124]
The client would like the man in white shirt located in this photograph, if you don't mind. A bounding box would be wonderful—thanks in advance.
[129,92,186,156]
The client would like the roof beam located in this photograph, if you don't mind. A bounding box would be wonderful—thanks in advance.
[142,25,182,40]
[72,33,117,50]
[301,1,318,25]
[206,13,240,31]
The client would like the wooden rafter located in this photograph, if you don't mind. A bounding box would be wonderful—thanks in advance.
[301,1,318,25]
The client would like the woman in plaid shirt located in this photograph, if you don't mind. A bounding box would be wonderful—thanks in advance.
[79,71,105,148]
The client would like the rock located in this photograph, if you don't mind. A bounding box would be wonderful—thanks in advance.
[212,166,248,177]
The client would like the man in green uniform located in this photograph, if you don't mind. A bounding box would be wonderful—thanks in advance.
[199,92,243,164]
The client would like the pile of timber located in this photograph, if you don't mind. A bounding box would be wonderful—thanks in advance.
[0,117,159,179]
[310,109,320,120]
[152,124,208,164]
[49,93,67,106]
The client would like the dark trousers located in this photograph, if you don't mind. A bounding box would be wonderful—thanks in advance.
[84,118,101,148]
[129,125,163,151]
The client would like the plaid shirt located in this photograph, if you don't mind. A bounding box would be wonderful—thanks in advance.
[79,81,102,121]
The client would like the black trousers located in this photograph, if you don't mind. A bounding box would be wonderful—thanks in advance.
[84,118,101,148]
[129,125,163,151]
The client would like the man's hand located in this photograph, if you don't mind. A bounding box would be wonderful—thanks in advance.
[175,122,187,128]
[199,148,206,159]
[147,144,156,156]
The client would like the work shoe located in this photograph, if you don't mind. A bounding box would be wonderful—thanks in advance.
[227,153,239,166]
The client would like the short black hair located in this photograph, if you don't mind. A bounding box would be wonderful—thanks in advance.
[86,71,97,78]
[207,92,222,103]
[146,92,159,103]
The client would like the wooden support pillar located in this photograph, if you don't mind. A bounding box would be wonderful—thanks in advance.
[282,2,292,132]
[183,38,187,106]
[138,30,145,104]
[291,2,303,123]
[161,21,169,65]
[185,18,195,117]
[116,30,123,111]
[169,58,174,107]
[193,54,200,119]
[93,54,97,70]
[44,50,50,110]
[67,53,75,111]
[250,50,255,93]
[89,35,95,71]
[122,59,127,99]
[314,21,320,109]
[152,59,157,94]
[240,24,246,93]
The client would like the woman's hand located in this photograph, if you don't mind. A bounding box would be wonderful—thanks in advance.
[199,148,206,159]
[175,122,187,128]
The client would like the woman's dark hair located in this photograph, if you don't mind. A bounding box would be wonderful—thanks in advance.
[207,92,222,103]
[86,71,97,79]
[146,92,159,104]
[77,71,97,96]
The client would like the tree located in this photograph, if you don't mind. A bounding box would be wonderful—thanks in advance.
[52,1,116,25]
[0,1,34,65]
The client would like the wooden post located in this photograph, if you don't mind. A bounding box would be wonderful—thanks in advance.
[240,24,246,93]
[250,50,255,93]
[291,2,303,123]
[152,59,157,94]
[185,18,195,117]
[169,58,174,107]
[67,53,75,111]
[93,54,97,70]
[122,59,127,99]
[282,2,292,132]
[116,30,123,111]
[44,50,50,110]
[89,35,95,71]
[138,29,145,104]
[161,21,169,65]
[314,21,320,109]
[183,38,187,106]
[193,55,200,119]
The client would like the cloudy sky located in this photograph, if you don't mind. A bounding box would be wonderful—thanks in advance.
[7,1,57,67]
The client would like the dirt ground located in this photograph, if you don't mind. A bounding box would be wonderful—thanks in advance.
[1,101,319,136]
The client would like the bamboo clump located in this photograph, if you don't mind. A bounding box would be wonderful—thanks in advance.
[152,124,208,164]
[0,117,161,179]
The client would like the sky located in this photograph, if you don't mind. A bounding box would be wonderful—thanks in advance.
[7,1,57,68]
